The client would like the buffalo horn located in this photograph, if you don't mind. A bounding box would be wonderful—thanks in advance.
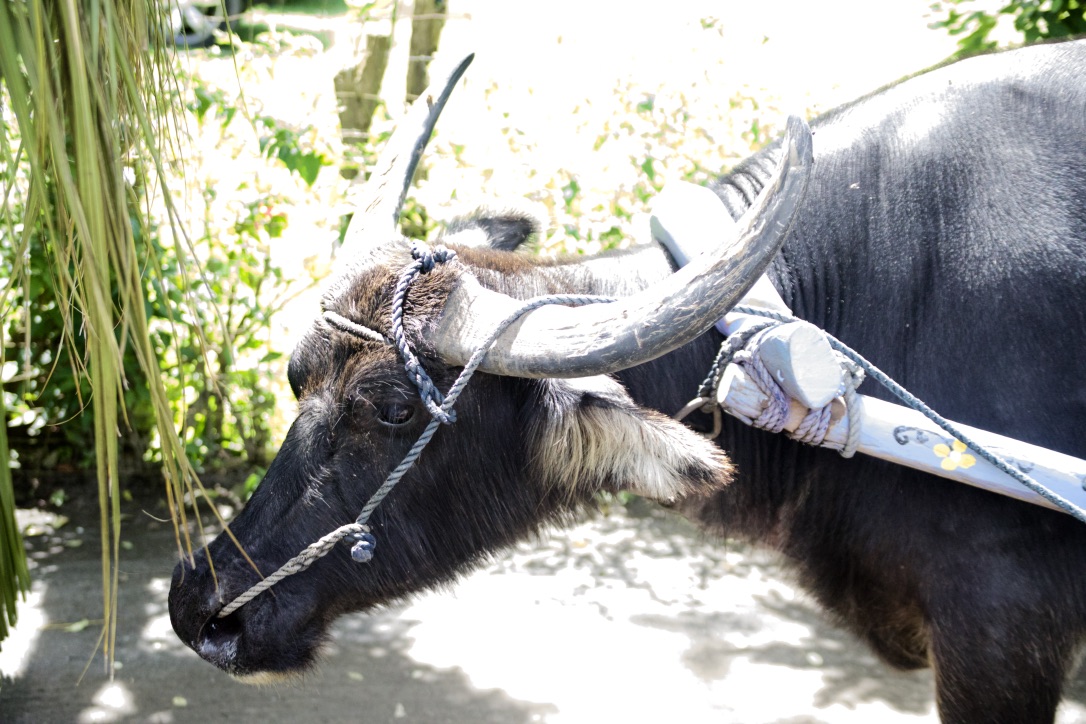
[336,53,475,265]
[431,115,814,378]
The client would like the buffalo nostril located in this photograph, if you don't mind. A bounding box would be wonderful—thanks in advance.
[196,618,221,648]
[196,612,244,673]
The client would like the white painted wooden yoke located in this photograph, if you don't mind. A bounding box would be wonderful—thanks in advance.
[651,182,1086,517]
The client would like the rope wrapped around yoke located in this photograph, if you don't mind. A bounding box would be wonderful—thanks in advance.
[681,319,865,458]
[724,306,1086,524]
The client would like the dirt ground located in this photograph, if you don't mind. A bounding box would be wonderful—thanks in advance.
[3,497,1086,723]
[5,2,1086,723]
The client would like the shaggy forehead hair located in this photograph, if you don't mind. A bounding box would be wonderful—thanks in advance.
[320,240,460,355]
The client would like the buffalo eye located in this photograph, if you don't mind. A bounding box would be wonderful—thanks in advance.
[377,402,415,428]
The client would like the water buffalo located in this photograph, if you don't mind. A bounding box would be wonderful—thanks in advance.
[170,40,1086,722]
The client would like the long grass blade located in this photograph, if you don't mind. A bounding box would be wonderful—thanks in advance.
[0,0,216,667]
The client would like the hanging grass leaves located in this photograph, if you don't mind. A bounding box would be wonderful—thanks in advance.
[0,386,29,645]
[0,0,217,668]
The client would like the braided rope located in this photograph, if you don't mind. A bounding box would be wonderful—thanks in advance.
[674,321,778,436]
[712,322,856,451]
[323,310,389,345]
[217,523,367,617]
[732,349,791,433]
[731,306,1086,524]
[696,321,778,401]
[839,359,865,458]
[217,247,614,618]
[792,404,832,445]
[390,244,460,423]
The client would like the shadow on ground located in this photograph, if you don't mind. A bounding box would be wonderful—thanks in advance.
[2,497,1084,723]
[0,499,552,723]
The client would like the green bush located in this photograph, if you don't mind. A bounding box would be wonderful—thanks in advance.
[1,74,312,500]
[932,0,1085,56]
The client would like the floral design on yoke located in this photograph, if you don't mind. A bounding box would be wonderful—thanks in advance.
[933,439,977,472]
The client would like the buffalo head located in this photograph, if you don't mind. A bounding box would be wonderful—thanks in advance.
[168,54,812,680]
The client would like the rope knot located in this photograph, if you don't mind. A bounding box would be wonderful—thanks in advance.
[688,316,862,457]
[411,243,457,274]
[347,528,377,563]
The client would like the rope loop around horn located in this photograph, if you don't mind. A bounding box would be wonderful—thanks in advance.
[392,244,460,424]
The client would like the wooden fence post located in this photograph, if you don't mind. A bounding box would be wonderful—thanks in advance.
[406,0,447,102]
[335,33,393,145]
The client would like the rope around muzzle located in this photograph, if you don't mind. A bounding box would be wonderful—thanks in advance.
[217,245,615,618]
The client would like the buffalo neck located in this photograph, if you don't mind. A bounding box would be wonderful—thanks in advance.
[465,241,804,534]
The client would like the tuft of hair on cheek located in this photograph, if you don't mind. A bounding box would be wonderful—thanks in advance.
[531,377,733,504]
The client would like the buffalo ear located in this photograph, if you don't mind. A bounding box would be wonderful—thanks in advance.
[441,211,538,251]
[531,376,732,502]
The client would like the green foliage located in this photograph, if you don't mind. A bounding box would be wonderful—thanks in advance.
[931,0,1085,56]
[257,116,331,187]
[1,145,164,473]
[145,187,288,473]
[1,73,306,490]
[509,77,784,257]
[188,83,239,127]
[1,202,146,469]
[139,80,309,476]
[561,176,581,212]
[399,196,436,240]
[0,386,27,646]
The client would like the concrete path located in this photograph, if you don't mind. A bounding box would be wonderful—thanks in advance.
[3,498,1085,723]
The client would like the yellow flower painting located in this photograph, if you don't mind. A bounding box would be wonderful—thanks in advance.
[933,439,977,471]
